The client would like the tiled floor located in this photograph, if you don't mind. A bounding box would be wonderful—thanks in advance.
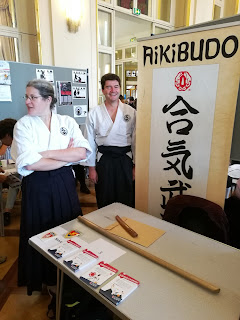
[0,180,98,319]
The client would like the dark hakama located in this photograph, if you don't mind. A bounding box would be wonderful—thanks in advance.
[95,146,134,209]
[18,166,82,295]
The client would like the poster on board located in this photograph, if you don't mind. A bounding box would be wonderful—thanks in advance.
[72,86,86,99]
[0,61,11,85]
[0,85,11,101]
[56,81,72,106]
[72,70,87,84]
[36,69,54,83]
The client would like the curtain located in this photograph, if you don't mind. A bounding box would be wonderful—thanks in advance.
[0,0,13,27]
[0,0,16,61]
[0,36,16,61]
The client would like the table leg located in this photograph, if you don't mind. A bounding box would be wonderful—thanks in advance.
[56,268,64,320]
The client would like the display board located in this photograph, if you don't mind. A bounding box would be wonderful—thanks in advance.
[135,22,240,217]
[0,61,89,124]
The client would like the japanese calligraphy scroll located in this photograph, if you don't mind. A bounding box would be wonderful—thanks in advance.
[135,23,240,217]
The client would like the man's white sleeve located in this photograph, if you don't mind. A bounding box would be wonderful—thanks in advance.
[83,114,97,167]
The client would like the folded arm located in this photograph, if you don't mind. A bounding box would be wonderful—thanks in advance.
[25,158,68,171]
[26,139,86,171]
[11,116,91,176]
[39,147,86,163]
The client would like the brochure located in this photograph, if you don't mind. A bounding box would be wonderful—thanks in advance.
[100,272,140,305]
[63,249,98,272]
[80,261,118,288]
[48,239,81,259]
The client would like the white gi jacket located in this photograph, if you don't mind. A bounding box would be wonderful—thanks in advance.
[11,113,92,177]
[84,101,136,167]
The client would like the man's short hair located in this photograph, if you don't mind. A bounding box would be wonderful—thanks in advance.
[101,73,121,89]
[0,118,17,139]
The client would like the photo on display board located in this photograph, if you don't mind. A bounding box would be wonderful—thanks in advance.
[72,70,86,84]
[0,85,11,101]
[126,70,132,77]
[56,81,72,106]
[73,105,87,118]
[0,61,11,85]
[36,69,54,83]
[72,86,86,99]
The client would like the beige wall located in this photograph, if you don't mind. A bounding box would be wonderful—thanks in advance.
[14,0,39,63]
[37,0,54,65]
[192,0,214,25]
[37,0,98,109]
[224,0,239,17]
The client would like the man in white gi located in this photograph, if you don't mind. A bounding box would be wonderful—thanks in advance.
[84,73,136,208]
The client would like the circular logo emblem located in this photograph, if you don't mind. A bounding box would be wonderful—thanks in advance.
[75,106,82,116]
[124,115,131,122]
[89,272,96,277]
[175,71,192,91]
[60,127,68,135]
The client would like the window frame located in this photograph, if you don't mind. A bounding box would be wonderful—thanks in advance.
[98,6,115,103]
[0,0,20,62]
[0,25,20,62]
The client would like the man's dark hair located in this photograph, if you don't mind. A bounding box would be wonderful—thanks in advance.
[0,118,17,139]
[101,73,121,90]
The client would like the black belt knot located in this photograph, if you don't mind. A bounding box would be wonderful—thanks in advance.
[98,146,131,159]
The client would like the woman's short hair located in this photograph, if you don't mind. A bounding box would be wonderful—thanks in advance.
[26,79,57,110]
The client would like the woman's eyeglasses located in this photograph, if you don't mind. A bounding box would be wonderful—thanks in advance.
[24,95,41,101]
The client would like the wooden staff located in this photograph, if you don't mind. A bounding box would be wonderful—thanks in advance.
[78,216,220,294]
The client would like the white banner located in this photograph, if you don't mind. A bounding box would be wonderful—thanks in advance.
[149,64,219,218]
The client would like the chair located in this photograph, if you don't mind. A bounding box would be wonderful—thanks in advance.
[163,195,229,244]
[0,184,4,236]
[224,183,240,249]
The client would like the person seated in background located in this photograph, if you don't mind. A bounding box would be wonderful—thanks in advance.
[119,95,125,103]
[0,141,7,158]
[224,178,240,249]
[127,96,135,109]
[134,98,137,110]
[0,167,7,189]
[0,167,7,264]
[0,118,18,226]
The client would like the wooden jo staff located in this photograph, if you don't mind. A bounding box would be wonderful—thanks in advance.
[77,216,220,294]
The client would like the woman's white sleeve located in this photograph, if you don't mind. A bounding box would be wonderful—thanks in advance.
[11,122,42,176]
[69,117,93,162]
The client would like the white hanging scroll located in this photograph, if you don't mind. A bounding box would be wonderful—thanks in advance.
[149,65,219,217]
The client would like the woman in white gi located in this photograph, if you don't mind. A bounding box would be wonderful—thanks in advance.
[11,79,92,296]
